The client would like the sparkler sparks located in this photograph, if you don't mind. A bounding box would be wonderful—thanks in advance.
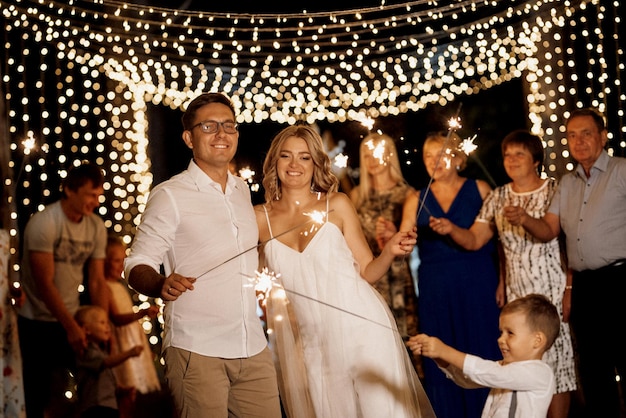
[456,134,497,187]
[22,132,36,155]
[417,103,463,220]
[459,134,478,155]
[253,268,279,294]
[303,210,326,225]
[365,139,388,166]
[251,267,282,309]
[333,153,349,169]
[13,131,50,185]
[448,117,462,130]
[443,148,453,170]
[14,131,38,183]
[197,210,332,278]
[252,267,402,335]
[363,138,392,214]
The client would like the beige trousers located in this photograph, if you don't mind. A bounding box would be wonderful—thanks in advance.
[163,346,281,418]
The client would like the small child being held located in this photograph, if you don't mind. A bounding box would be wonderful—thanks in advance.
[104,235,161,418]
[74,305,143,418]
[407,293,559,417]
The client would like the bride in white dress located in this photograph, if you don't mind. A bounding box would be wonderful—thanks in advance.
[254,125,436,418]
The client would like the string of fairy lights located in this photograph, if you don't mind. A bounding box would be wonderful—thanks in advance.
[1,0,624,350]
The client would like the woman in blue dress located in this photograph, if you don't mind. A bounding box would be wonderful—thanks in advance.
[399,131,502,418]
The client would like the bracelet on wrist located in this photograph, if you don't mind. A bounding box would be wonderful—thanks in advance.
[564,285,573,290]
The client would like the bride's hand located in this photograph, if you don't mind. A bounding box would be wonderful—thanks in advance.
[387,227,417,257]
[375,217,397,251]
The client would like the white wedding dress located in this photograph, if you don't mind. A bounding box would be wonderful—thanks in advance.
[262,204,435,418]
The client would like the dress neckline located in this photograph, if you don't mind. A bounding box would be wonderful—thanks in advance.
[427,178,470,215]
[263,195,331,253]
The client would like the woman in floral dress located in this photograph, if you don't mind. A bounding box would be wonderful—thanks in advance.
[350,133,418,340]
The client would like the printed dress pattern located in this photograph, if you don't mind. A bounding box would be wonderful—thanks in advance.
[354,183,418,338]
[477,178,577,393]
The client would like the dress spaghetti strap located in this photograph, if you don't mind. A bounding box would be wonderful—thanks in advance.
[262,205,274,239]
[325,193,330,219]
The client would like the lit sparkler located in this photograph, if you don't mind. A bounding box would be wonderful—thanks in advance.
[15,131,38,183]
[253,268,279,295]
[442,147,453,170]
[10,131,44,305]
[251,267,282,309]
[457,134,497,188]
[459,134,478,155]
[22,133,36,155]
[448,116,462,130]
[417,103,463,220]
[364,137,392,215]
[304,210,326,224]
[327,139,353,188]
[366,139,387,166]
[251,267,401,334]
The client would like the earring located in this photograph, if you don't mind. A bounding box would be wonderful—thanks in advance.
[456,165,461,171]
[274,178,281,200]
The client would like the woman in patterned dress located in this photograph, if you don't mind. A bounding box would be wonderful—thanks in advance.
[349,133,418,341]
[429,130,577,418]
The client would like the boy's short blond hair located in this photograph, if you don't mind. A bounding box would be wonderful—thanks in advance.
[501,294,560,350]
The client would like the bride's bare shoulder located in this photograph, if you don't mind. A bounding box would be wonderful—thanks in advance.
[328,191,351,205]
[327,192,359,219]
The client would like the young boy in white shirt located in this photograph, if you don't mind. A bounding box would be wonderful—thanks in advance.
[407,293,559,418]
